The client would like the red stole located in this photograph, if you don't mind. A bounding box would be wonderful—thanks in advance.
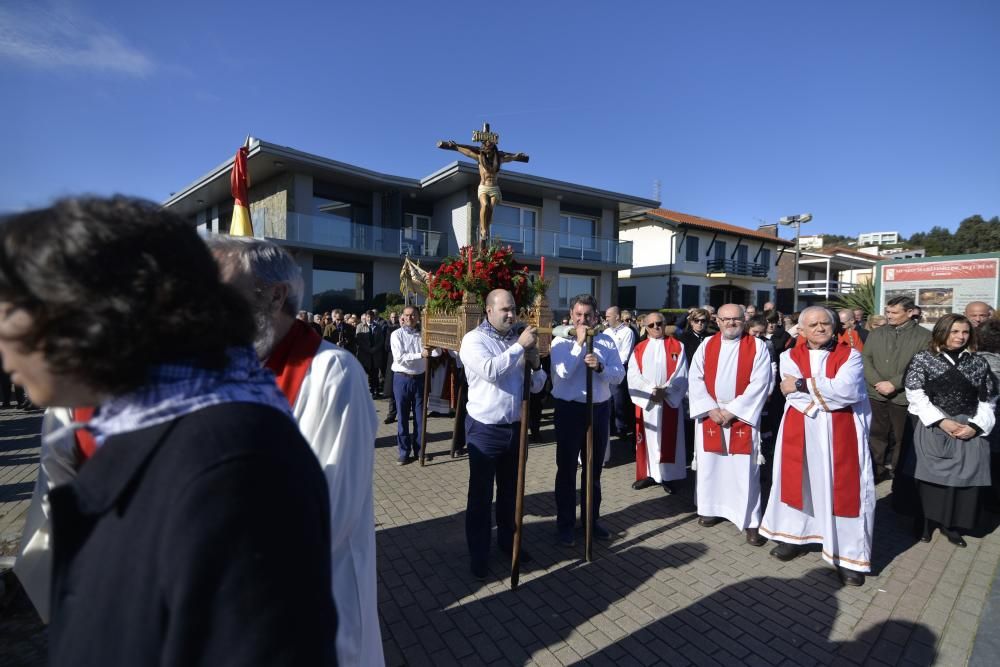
[701,333,757,455]
[838,329,864,352]
[265,320,323,407]
[780,341,861,518]
[73,407,97,460]
[633,337,681,480]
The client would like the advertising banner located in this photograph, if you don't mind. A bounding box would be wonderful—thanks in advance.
[876,254,1000,326]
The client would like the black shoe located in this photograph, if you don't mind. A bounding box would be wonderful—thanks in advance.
[396,455,409,466]
[661,482,676,495]
[451,448,467,458]
[745,528,767,547]
[838,567,865,587]
[471,562,488,580]
[943,529,967,548]
[769,542,805,562]
[556,529,576,547]
[632,477,657,490]
[500,546,533,563]
[919,519,933,543]
[698,516,723,527]
[592,523,612,541]
[383,416,396,424]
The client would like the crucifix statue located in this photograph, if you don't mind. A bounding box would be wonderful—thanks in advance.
[438,122,529,246]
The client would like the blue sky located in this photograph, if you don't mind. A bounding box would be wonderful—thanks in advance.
[2,0,998,241]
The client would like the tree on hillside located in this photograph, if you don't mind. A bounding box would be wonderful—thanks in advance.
[907,215,1000,255]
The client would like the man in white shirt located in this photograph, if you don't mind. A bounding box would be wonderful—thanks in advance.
[689,303,773,547]
[460,289,547,580]
[551,294,626,546]
[606,306,637,442]
[390,306,432,465]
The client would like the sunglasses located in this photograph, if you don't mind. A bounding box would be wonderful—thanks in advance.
[691,318,707,324]
[646,321,664,329]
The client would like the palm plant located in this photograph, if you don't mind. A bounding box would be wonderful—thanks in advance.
[824,278,875,316]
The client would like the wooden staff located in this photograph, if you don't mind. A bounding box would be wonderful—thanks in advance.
[584,330,595,563]
[419,347,431,466]
[510,362,532,589]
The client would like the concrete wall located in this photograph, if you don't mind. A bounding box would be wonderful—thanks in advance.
[433,189,471,254]
[249,173,293,238]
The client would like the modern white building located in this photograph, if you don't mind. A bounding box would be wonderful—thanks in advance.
[617,208,794,311]
[798,235,825,250]
[858,231,900,246]
[163,138,657,315]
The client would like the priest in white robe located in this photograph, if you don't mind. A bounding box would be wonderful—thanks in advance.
[213,237,384,665]
[689,303,773,547]
[760,306,874,587]
[627,311,688,493]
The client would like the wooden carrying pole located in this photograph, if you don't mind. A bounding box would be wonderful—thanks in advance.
[510,363,532,589]
[419,349,431,466]
[584,331,595,563]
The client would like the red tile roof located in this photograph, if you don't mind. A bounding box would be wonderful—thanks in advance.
[645,208,795,246]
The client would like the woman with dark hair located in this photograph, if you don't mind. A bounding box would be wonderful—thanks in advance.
[904,314,997,547]
[0,197,337,665]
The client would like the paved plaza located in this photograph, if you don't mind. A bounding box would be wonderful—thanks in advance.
[2,399,999,666]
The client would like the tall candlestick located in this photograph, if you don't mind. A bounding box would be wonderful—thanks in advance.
[540,256,545,281]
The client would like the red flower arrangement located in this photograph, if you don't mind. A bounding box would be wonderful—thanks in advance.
[426,244,548,313]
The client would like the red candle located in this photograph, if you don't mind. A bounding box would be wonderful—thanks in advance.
[540,256,545,281]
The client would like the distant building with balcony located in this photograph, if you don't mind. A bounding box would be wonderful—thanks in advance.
[617,208,794,311]
[858,231,900,246]
[798,235,825,250]
[776,246,880,312]
[880,247,926,260]
[163,138,656,315]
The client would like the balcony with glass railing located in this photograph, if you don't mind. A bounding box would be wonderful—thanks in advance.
[279,212,447,258]
[488,223,633,266]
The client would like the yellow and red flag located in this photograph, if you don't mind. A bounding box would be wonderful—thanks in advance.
[229,142,253,236]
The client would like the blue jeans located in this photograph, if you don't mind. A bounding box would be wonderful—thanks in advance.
[465,417,520,570]
[393,373,424,458]
[554,399,611,532]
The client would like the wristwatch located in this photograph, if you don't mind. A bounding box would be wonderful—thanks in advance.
[794,378,807,394]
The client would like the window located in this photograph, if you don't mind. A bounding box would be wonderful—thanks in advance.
[713,241,727,261]
[736,245,748,264]
[685,236,699,262]
[402,213,434,255]
[756,290,770,307]
[759,249,771,269]
[492,204,536,254]
[681,284,701,308]
[559,273,596,308]
[312,269,366,314]
[560,215,597,251]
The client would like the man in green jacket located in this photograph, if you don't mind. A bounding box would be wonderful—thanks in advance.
[861,295,932,482]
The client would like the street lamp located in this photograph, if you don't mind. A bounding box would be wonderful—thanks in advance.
[779,213,813,312]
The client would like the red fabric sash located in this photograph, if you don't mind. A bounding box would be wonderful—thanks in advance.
[634,337,681,479]
[780,341,861,517]
[838,329,864,352]
[701,333,757,455]
[265,320,323,407]
[73,407,97,460]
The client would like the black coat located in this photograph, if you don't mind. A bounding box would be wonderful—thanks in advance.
[677,328,710,366]
[49,403,338,666]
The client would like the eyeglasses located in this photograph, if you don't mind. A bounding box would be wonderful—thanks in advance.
[646,321,664,329]
[718,317,744,324]
[691,318,707,324]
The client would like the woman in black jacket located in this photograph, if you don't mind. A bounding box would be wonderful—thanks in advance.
[0,197,338,666]
[677,307,711,366]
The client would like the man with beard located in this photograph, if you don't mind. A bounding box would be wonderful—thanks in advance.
[760,307,874,586]
[211,237,382,666]
[460,289,546,579]
[689,304,773,547]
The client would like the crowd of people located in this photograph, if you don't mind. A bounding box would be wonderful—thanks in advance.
[3,195,999,664]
